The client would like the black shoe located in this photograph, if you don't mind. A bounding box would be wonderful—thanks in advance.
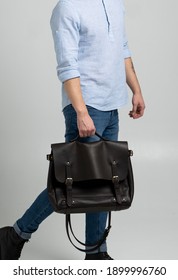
[0,226,28,260]
[85,252,113,260]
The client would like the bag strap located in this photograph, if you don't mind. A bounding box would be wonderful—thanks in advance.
[111,161,122,204]
[65,212,112,252]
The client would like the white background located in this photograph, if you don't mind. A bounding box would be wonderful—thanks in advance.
[0,0,178,260]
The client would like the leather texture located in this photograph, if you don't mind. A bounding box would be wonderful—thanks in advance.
[47,138,134,214]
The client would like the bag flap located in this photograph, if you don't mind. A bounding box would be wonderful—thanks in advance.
[51,140,129,183]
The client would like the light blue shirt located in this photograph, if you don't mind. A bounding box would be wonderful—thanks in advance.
[50,0,131,111]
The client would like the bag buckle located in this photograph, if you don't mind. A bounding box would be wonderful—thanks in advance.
[65,178,73,186]
[112,175,119,183]
[46,154,53,161]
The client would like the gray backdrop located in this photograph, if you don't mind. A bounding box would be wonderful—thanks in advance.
[0,0,177,259]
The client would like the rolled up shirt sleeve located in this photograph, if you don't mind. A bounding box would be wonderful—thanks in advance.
[50,2,80,83]
[123,32,131,59]
[122,0,131,59]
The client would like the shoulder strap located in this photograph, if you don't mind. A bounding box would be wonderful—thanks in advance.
[65,212,112,252]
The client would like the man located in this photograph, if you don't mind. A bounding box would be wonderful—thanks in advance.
[0,0,145,260]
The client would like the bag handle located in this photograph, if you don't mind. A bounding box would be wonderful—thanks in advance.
[70,131,107,142]
[65,212,112,252]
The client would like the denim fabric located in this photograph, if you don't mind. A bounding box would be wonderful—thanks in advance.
[13,189,54,240]
[14,105,119,253]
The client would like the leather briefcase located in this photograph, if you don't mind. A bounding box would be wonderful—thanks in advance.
[47,132,134,214]
[47,133,134,252]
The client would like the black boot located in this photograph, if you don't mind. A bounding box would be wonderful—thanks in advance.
[0,226,28,260]
[85,252,113,260]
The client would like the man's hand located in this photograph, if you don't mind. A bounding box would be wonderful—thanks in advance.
[124,58,145,119]
[64,77,96,137]
[77,110,96,137]
[129,93,145,119]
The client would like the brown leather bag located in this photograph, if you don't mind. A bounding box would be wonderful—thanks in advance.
[47,132,134,251]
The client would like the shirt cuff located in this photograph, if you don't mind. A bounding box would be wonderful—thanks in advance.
[58,69,80,83]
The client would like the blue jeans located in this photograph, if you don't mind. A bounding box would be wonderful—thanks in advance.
[14,105,119,253]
